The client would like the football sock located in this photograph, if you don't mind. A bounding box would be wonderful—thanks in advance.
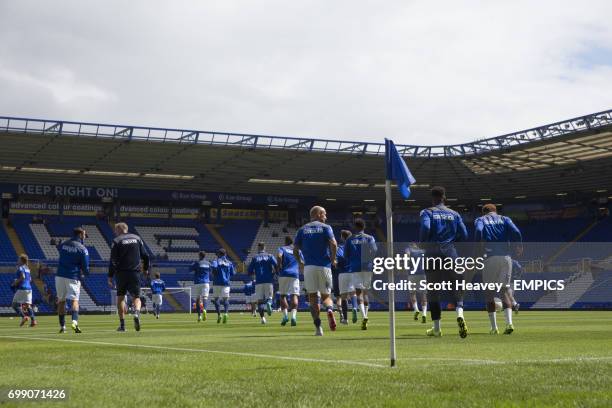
[291,309,297,319]
[214,298,221,315]
[120,318,125,329]
[71,310,78,324]
[223,298,230,314]
[359,303,366,318]
[314,318,321,328]
[413,302,420,313]
[341,300,348,320]
[282,309,288,317]
[59,314,65,327]
[433,319,441,331]
[422,304,428,315]
[203,299,209,311]
[456,307,464,319]
[488,312,497,330]
[504,308,513,325]
[351,295,358,309]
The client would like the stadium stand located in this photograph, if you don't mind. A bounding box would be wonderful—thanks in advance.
[0,222,17,262]
[1,111,611,313]
[246,222,298,263]
[216,219,261,260]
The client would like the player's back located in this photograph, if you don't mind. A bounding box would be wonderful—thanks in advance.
[212,256,235,285]
[111,233,148,272]
[295,221,334,267]
[475,213,521,256]
[192,259,211,284]
[345,232,377,272]
[336,244,349,273]
[16,265,32,290]
[57,238,89,279]
[248,252,277,283]
[150,279,165,294]
[278,245,301,278]
[419,204,467,256]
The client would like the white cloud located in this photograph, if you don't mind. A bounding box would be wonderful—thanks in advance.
[0,66,114,104]
[0,0,610,144]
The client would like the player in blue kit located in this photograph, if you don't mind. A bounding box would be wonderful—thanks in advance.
[344,219,378,330]
[277,236,303,327]
[336,230,356,325]
[191,251,212,322]
[149,272,166,319]
[420,187,468,338]
[243,280,257,317]
[294,206,338,336]
[56,227,89,333]
[211,248,235,324]
[11,254,36,327]
[474,203,522,335]
[248,242,278,325]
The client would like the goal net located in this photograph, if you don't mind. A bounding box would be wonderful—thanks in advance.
[110,287,192,314]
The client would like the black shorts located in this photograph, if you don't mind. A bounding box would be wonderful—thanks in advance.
[116,271,141,297]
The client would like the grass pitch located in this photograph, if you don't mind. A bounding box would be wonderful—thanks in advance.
[1,310,611,407]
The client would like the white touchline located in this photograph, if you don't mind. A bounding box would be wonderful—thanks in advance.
[0,335,386,369]
[365,356,612,364]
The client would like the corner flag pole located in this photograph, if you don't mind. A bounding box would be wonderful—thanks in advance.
[384,138,414,368]
[385,179,397,368]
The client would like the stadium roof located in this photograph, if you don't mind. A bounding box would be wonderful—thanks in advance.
[1,110,611,205]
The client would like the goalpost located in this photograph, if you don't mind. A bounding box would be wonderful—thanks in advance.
[110,287,192,314]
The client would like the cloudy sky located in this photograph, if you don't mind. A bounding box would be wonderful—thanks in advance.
[1,1,611,145]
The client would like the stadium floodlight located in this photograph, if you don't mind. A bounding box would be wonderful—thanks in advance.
[19,167,81,174]
[343,183,370,188]
[480,198,492,201]
[267,204,278,207]
[296,181,343,186]
[556,192,568,196]
[514,195,527,199]
[596,189,607,193]
[143,173,194,180]
[363,199,375,202]
[85,170,141,177]
[325,198,337,201]
[446,198,458,201]
[404,199,416,202]
[248,178,295,184]
[221,202,232,205]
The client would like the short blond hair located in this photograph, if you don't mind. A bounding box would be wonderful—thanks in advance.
[19,253,29,265]
[115,222,128,233]
[309,206,325,219]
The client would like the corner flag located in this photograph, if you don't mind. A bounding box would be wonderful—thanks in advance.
[385,139,416,198]
[383,139,416,368]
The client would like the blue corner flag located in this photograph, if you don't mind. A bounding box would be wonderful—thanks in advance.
[385,139,416,199]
